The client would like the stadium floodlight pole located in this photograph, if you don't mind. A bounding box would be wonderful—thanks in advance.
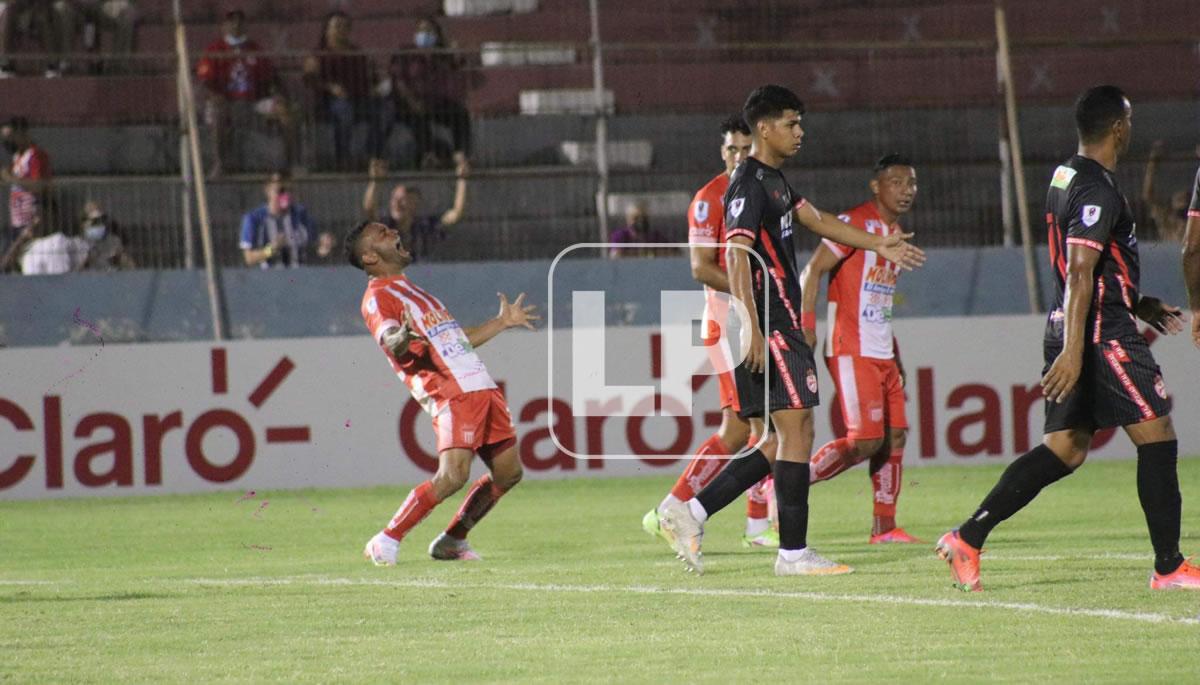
[588,0,610,248]
[995,1,1042,313]
[996,67,1015,248]
[173,0,227,340]
[175,56,196,270]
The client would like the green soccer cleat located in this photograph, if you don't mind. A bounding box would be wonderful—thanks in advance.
[742,528,780,549]
[642,508,676,547]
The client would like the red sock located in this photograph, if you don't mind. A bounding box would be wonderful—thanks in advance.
[445,474,508,540]
[383,481,439,542]
[810,438,860,483]
[746,476,770,519]
[871,449,904,533]
[668,434,728,501]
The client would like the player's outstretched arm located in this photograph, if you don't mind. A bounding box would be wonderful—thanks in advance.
[1042,245,1099,403]
[793,201,925,270]
[1183,212,1200,349]
[465,292,540,348]
[726,236,765,374]
[798,242,839,347]
[362,158,385,221]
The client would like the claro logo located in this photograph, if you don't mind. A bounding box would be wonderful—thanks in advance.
[0,349,310,490]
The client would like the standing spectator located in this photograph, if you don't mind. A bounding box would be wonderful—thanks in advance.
[2,117,52,244]
[239,171,312,268]
[361,157,467,261]
[303,11,386,171]
[197,9,298,177]
[79,201,134,270]
[0,0,67,77]
[389,16,472,169]
[52,0,136,74]
[1141,140,1190,242]
[609,203,669,258]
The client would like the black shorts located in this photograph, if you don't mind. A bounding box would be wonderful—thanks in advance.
[735,328,820,420]
[1043,334,1172,433]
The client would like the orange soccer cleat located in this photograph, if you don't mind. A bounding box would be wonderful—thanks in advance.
[935,530,982,592]
[869,527,922,545]
[1149,558,1200,590]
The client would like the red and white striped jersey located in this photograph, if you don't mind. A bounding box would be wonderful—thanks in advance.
[688,171,730,340]
[8,145,50,229]
[361,274,496,415]
[823,201,902,359]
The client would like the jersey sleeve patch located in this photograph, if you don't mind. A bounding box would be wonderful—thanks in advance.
[1050,165,1077,190]
[693,200,709,223]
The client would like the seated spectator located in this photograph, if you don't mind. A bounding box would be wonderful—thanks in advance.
[303,11,387,171]
[361,156,467,261]
[388,17,473,169]
[309,229,340,265]
[239,171,312,268]
[609,203,670,258]
[53,0,136,74]
[1141,140,1191,242]
[0,0,67,77]
[197,9,298,177]
[79,201,134,270]
[2,117,52,248]
[4,219,88,275]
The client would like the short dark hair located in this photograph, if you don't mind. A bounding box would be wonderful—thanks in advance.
[344,220,371,270]
[1074,85,1128,144]
[224,9,245,21]
[720,114,751,137]
[874,153,914,174]
[742,85,805,128]
[5,116,30,133]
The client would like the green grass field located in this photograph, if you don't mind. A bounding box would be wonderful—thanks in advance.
[4,459,1200,683]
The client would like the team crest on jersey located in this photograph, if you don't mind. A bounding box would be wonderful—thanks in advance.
[1050,165,1077,189]
[366,297,378,314]
[694,200,709,223]
[756,168,765,180]
[1154,375,1167,400]
[1081,205,1102,227]
[806,370,818,394]
[730,197,745,218]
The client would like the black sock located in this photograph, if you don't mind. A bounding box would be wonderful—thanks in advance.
[1137,440,1184,575]
[958,444,1073,550]
[695,450,772,519]
[773,460,810,551]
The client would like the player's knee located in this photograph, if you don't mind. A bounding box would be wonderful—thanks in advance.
[434,462,471,494]
[718,418,751,453]
[891,429,908,451]
[495,461,523,491]
[853,437,886,459]
[1043,432,1089,469]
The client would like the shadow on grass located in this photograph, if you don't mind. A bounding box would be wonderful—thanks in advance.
[0,591,176,604]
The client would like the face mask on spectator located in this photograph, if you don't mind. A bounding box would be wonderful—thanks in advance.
[225,34,247,47]
[85,224,108,242]
[414,31,437,48]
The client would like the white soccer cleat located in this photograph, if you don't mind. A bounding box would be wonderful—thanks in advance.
[363,531,399,566]
[774,548,854,576]
[428,532,481,561]
[660,499,705,575]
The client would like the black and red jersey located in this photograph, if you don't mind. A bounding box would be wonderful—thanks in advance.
[1044,154,1140,343]
[723,157,805,332]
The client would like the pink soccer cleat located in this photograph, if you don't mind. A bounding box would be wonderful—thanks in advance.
[1149,558,1200,590]
[869,527,922,545]
[935,530,982,592]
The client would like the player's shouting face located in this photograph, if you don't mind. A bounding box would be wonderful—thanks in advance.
[758,109,805,161]
[355,221,414,272]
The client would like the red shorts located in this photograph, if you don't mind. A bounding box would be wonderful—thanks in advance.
[825,355,907,441]
[704,334,740,412]
[431,388,517,457]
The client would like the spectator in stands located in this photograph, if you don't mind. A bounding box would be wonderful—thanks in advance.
[79,201,134,270]
[53,0,136,74]
[303,10,387,171]
[2,217,88,274]
[1141,139,1191,242]
[361,157,467,261]
[0,0,67,77]
[309,229,340,266]
[388,16,472,169]
[239,171,312,268]
[197,9,299,177]
[609,203,669,258]
[2,117,52,246]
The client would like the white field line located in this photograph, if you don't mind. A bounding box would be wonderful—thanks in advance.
[184,575,1199,626]
[0,579,67,585]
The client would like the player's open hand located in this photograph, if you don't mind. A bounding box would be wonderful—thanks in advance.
[1134,296,1184,335]
[382,309,425,360]
[877,232,926,271]
[741,327,766,374]
[497,292,539,330]
[1041,349,1082,404]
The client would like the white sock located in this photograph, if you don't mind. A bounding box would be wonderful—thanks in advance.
[687,498,709,524]
[778,547,807,562]
[657,494,682,515]
[745,517,770,536]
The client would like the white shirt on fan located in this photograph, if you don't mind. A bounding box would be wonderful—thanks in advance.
[20,233,90,275]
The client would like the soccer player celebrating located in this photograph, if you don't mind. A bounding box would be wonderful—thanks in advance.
[345,220,538,565]
[641,114,778,549]
[1183,161,1200,349]
[660,85,925,576]
[799,154,919,544]
[936,85,1200,591]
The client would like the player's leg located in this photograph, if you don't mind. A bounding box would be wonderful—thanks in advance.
[868,360,918,543]
[365,447,473,566]
[810,355,886,483]
[650,407,744,525]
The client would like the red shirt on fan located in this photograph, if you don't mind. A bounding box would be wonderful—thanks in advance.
[9,145,50,230]
[823,200,902,359]
[196,36,276,100]
[688,171,730,340]
[360,274,497,416]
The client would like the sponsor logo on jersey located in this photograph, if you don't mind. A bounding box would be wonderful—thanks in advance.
[861,304,893,324]
[366,297,378,314]
[780,211,793,237]
[1082,204,1102,227]
[693,200,709,223]
[1051,165,1077,189]
[863,264,898,294]
[729,197,745,218]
